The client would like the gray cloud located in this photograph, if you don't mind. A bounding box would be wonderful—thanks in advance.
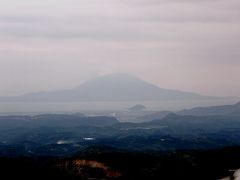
[0,0,240,97]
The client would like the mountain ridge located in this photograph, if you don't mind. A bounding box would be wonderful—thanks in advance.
[178,101,240,116]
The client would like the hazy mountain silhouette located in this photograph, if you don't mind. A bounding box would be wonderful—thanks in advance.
[178,101,240,116]
[0,74,216,102]
[138,102,240,122]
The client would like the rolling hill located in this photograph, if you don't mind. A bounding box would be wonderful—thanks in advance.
[179,101,240,116]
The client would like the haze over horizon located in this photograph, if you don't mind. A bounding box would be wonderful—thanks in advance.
[1,0,240,97]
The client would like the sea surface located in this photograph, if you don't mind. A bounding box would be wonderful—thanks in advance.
[0,98,238,115]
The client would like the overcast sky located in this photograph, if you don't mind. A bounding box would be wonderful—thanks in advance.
[0,0,240,97]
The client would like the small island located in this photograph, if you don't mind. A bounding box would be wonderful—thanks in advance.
[128,104,147,111]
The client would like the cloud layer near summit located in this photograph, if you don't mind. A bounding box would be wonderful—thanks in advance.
[0,0,240,96]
